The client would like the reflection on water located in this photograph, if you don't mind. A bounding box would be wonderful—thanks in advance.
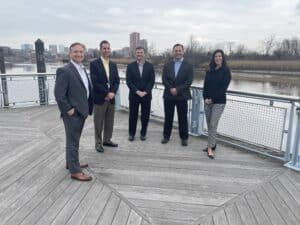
[4,64,300,97]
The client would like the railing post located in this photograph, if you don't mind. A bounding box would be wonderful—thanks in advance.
[284,106,300,171]
[285,102,296,162]
[115,89,121,110]
[190,88,204,136]
[0,47,9,107]
[35,39,48,105]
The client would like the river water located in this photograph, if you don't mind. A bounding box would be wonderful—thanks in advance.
[4,63,300,97]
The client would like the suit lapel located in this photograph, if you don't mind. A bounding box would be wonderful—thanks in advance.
[98,58,109,83]
[169,61,176,79]
[68,63,86,91]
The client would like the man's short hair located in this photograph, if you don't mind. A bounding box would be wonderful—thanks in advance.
[136,46,145,51]
[100,40,110,48]
[69,42,86,51]
[173,43,184,50]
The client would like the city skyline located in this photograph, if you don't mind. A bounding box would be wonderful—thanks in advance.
[1,0,300,53]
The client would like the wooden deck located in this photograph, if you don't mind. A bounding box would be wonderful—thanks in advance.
[0,105,299,225]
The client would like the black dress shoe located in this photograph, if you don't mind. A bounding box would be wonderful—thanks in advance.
[66,163,88,170]
[202,145,217,152]
[140,135,146,141]
[96,145,104,153]
[103,141,118,147]
[128,135,134,141]
[181,139,188,146]
[161,137,169,144]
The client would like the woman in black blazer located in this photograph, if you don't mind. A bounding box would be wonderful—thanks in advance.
[203,49,231,159]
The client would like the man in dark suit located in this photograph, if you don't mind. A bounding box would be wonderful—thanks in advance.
[55,42,93,181]
[161,43,193,146]
[90,40,120,153]
[126,47,155,141]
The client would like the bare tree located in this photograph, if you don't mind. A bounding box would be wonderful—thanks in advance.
[263,34,276,56]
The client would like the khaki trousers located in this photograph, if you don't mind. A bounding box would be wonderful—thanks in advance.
[93,102,115,147]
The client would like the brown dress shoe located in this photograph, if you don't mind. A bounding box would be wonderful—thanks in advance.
[71,172,92,181]
[66,163,88,170]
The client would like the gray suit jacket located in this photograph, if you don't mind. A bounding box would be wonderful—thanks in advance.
[54,62,93,118]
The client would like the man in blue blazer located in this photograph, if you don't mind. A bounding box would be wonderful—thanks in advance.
[55,42,93,181]
[126,47,155,141]
[90,40,120,152]
[161,43,194,146]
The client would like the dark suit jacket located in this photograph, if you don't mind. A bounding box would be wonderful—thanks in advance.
[162,60,194,100]
[126,61,155,101]
[54,62,93,118]
[90,58,120,105]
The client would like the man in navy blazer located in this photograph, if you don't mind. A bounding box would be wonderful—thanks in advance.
[55,42,93,181]
[126,47,155,141]
[90,40,120,152]
[161,43,194,146]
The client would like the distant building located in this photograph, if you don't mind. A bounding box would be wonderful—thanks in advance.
[122,47,130,57]
[49,44,58,55]
[130,32,140,56]
[21,44,33,51]
[58,44,67,54]
[139,39,148,52]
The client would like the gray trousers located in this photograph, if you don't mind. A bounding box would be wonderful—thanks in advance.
[62,112,85,174]
[93,102,115,147]
[204,104,225,148]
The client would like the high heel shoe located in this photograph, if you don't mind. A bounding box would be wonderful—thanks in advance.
[202,145,217,152]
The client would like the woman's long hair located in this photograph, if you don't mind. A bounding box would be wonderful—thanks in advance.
[208,49,228,71]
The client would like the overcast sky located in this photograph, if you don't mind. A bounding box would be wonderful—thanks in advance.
[1,0,300,53]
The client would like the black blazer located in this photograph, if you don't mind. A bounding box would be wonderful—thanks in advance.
[90,58,120,105]
[54,62,93,118]
[126,61,155,100]
[162,60,193,100]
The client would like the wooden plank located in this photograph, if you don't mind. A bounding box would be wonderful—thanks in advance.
[111,201,131,225]
[0,142,59,191]
[97,192,121,225]
[111,184,236,206]
[200,216,214,225]
[245,191,272,225]
[66,181,104,225]
[212,209,229,225]
[141,220,151,225]
[271,179,300,222]
[79,186,112,225]
[235,197,258,225]
[126,209,142,225]
[0,152,64,213]
[6,172,70,225]
[224,203,243,225]
[278,174,300,204]
[254,186,286,225]
[50,179,95,225]
[263,182,299,225]
[34,181,82,225]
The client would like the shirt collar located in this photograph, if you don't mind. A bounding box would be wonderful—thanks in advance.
[101,56,109,63]
[71,60,84,70]
[173,57,184,63]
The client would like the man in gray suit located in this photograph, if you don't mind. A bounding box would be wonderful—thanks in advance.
[161,43,193,146]
[55,42,93,181]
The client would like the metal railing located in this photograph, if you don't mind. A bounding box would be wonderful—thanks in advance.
[1,73,300,170]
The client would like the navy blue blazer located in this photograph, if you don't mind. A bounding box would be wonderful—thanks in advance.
[90,58,120,105]
[162,60,194,100]
[126,61,155,100]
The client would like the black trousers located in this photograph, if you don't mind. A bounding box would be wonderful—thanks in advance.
[129,96,151,136]
[163,99,188,140]
[62,112,85,174]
